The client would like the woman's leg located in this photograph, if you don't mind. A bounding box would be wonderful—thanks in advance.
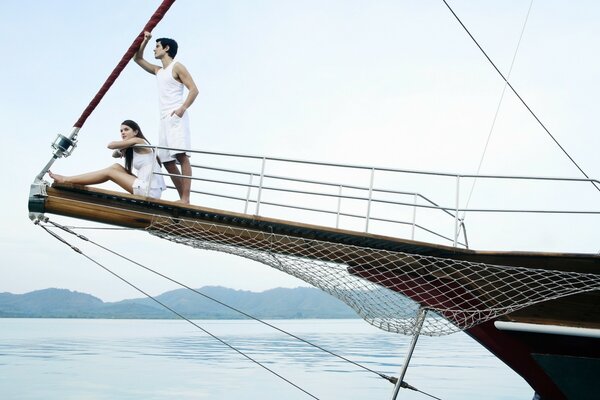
[49,164,137,193]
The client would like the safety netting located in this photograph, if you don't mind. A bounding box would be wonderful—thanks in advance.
[147,215,600,336]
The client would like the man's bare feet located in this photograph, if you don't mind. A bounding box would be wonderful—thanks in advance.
[48,171,66,183]
[175,198,190,205]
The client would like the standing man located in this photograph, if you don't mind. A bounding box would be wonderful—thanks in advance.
[134,31,198,204]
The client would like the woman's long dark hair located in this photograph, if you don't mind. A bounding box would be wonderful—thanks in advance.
[121,120,149,174]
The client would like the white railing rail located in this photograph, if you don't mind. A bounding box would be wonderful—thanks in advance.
[136,145,600,250]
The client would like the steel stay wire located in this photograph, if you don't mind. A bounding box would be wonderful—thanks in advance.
[462,0,535,221]
[41,218,444,400]
[441,0,600,193]
[45,221,395,381]
[36,220,320,400]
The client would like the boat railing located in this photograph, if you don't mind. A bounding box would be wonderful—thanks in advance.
[136,144,600,250]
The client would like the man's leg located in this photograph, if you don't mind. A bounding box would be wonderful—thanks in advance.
[175,153,191,204]
[163,160,184,199]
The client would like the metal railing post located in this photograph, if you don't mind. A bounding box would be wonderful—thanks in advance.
[365,168,375,232]
[336,185,343,229]
[151,147,597,249]
[411,193,417,240]
[244,174,254,214]
[454,175,460,247]
[255,157,266,215]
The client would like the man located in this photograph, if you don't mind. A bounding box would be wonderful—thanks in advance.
[134,31,198,204]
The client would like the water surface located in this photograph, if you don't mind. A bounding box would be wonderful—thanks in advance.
[0,318,532,399]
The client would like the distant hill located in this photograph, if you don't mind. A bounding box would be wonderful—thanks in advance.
[0,287,359,319]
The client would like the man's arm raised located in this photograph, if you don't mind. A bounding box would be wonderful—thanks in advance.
[134,31,160,75]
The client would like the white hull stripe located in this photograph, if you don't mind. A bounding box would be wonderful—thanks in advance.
[494,321,600,338]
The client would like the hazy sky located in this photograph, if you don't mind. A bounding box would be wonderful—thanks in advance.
[1,0,598,301]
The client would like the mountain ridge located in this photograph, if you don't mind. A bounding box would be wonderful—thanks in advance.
[0,286,359,319]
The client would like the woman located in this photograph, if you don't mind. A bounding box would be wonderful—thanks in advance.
[49,120,166,199]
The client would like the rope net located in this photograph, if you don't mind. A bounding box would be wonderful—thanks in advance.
[147,216,600,336]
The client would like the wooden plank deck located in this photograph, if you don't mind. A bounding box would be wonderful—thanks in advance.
[36,183,599,270]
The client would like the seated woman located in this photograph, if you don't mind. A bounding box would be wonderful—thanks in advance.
[49,120,166,199]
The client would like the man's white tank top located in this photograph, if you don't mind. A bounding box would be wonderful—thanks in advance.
[156,60,184,117]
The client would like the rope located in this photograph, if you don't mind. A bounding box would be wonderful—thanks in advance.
[441,0,600,193]
[73,0,176,129]
[38,221,321,400]
[463,0,535,218]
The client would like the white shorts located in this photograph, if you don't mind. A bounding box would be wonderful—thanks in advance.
[133,179,163,199]
[158,111,191,163]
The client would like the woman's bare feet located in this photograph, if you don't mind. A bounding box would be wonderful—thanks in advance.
[48,171,66,183]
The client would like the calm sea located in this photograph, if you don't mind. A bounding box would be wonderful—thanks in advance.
[0,319,532,399]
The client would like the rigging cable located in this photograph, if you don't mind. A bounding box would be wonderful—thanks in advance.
[42,219,443,400]
[74,0,176,129]
[62,226,133,231]
[462,0,535,219]
[35,0,177,182]
[441,0,600,193]
[36,219,321,400]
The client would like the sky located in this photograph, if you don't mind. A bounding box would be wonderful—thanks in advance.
[1,0,599,302]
